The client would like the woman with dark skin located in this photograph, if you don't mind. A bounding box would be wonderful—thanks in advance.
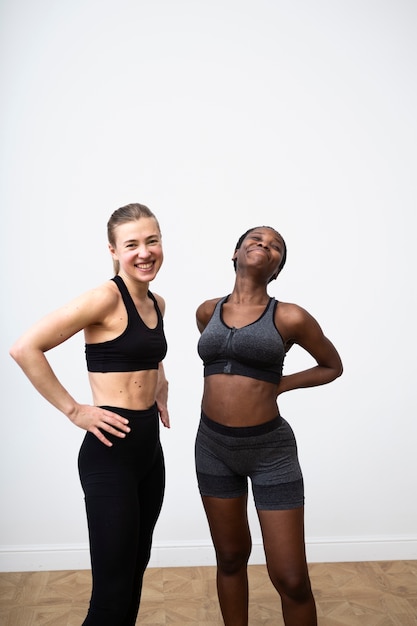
[10,203,169,626]
[195,226,343,626]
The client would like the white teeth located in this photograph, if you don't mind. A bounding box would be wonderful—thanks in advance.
[136,262,153,269]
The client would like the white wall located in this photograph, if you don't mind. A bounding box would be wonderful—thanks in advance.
[1,0,416,572]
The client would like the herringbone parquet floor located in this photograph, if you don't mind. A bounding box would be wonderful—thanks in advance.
[0,561,416,625]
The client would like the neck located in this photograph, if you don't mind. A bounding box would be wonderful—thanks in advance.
[117,272,150,300]
[229,279,269,305]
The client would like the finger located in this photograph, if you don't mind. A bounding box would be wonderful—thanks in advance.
[100,422,129,437]
[92,427,113,447]
[101,411,131,433]
[159,411,170,428]
[92,422,128,444]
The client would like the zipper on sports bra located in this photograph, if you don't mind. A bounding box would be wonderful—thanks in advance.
[223,327,236,373]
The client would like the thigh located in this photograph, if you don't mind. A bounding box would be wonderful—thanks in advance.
[195,418,248,499]
[136,443,165,542]
[257,507,309,579]
[250,417,304,510]
[202,495,251,556]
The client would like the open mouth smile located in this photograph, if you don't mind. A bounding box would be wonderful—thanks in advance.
[135,262,154,270]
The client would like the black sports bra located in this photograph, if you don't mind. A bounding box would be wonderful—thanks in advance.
[85,275,167,373]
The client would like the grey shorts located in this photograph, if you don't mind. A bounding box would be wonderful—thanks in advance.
[195,411,304,510]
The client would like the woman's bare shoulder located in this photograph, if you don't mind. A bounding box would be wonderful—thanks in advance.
[10,280,120,353]
[77,279,121,313]
[151,292,166,316]
[276,300,309,323]
[196,297,223,330]
[275,300,319,346]
[197,297,222,317]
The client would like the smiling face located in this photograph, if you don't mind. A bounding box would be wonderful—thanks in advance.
[109,217,163,284]
[233,226,286,283]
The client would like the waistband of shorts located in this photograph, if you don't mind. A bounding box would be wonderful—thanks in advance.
[201,411,282,437]
[98,403,157,419]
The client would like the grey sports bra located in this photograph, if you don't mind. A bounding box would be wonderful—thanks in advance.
[197,295,285,384]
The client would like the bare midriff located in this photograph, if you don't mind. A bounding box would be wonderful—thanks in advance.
[201,374,279,427]
[88,369,159,410]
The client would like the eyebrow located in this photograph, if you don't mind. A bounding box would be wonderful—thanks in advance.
[123,234,160,244]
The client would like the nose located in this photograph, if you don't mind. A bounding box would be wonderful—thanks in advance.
[137,244,151,257]
[257,241,269,250]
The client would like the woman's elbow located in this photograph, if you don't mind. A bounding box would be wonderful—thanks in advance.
[9,339,30,366]
[334,360,343,380]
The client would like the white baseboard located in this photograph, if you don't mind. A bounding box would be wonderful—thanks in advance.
[305,536,417,563]
[1,537,416,572]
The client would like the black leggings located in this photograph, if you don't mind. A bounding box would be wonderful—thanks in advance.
[78,404,164,626]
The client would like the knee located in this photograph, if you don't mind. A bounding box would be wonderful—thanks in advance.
[270,570,313,603]
[216,548,251,576]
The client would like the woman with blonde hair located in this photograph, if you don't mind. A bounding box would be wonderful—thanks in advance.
[10,203,170,625]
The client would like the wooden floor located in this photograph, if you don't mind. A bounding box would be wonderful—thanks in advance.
[0,561,416,625]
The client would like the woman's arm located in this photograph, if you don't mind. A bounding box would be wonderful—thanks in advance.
[152,292,170,428]
[276,303,343,395]
[196,298,221,333]
[155,362,170,428]
[9,284,131,446]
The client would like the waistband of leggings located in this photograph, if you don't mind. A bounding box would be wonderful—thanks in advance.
[201,411,282,437]
[98,403,157,419]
